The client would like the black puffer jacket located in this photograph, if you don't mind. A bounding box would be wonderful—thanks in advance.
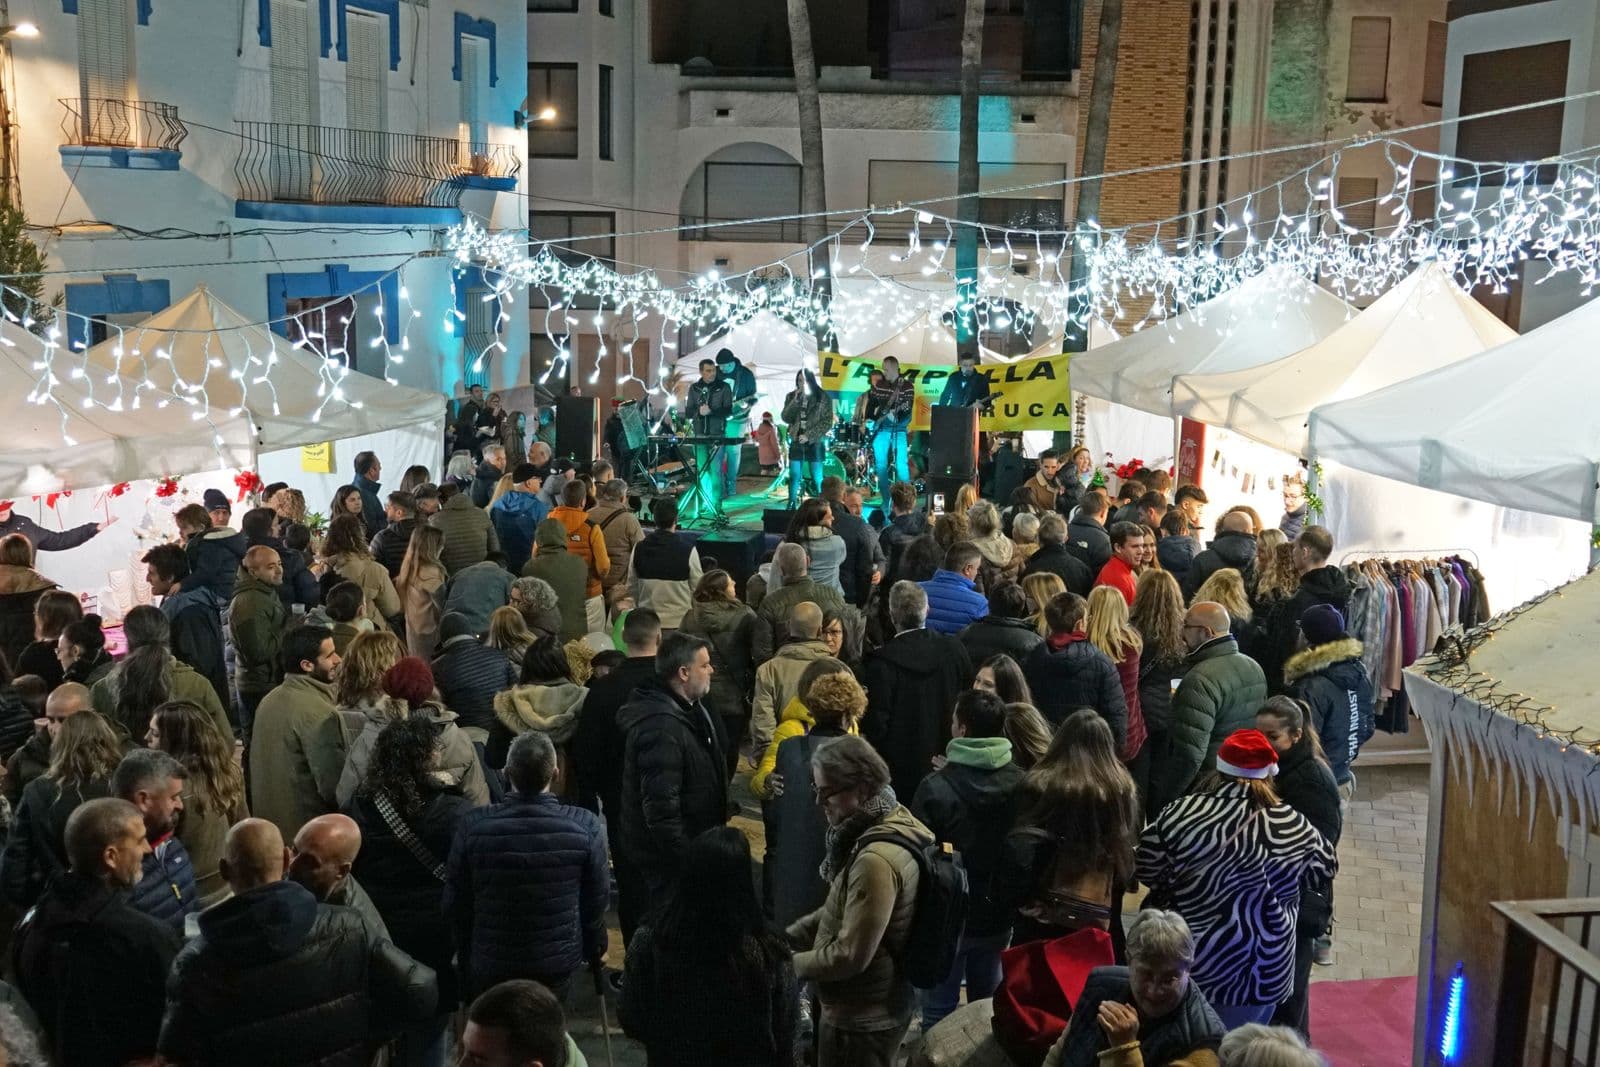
[1022,634,1128,743]
[470,461,504,509]
[910,752,1025,935]
[1183,530,1259,601]
[1066,516,1112,574]
[572,657,657,820]
[350,789,472,1007]
[1023,542,1092,597]
[1156,535,1198,590]
[618,683,730,894]
[443,791,609,997]
[432,638,518,735]
[13,870,180,1067]
[1264,566,1352,693]
[1272,735,1342,931]
[367,518,417,579]
[159,879,437,1067]
[958,614,1044,667]
[0,685,35,765]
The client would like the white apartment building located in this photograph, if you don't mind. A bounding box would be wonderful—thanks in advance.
[524,0,1086,405]
[4,0,529,397]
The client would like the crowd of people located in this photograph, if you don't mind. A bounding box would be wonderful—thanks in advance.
[0,429,1376,1067]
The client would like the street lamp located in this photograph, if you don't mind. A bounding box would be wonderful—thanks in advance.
[536,105,557,121]
[0,22,38,38]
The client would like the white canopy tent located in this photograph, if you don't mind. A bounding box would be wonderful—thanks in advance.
[0,317,256,497]
[1169,264,1515,458]
[1069,268,1354,417]
[677,309,818,423]
[1308,291,1600,527]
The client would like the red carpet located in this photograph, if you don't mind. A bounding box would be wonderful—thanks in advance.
[1311,976,1416,1066]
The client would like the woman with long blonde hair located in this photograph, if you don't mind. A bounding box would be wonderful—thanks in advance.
[1129,568,1188,815]
[1086,586,1147,772]
[1254,537,1298,603]
[148,700,248,905]
[1194,567,1254,629]
[487,471,517,509]
[487,605,535,667]
[3,711,122,905]
[397,525,447,659]
[1022,571,1066,637]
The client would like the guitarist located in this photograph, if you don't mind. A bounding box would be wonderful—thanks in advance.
[866,355,916,504]
[715,348,758,499]
[687,358,733,511]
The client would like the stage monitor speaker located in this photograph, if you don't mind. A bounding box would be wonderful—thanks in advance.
[555,396,600,465]
[695,530,765,595]
[763,507,797,536]
[928,405,979,480]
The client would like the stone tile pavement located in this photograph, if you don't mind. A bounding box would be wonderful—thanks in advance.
[562,761,1433,1064]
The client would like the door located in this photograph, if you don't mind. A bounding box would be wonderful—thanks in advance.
[76,0,132,145]
[345,10,388,202]
[268,0,313,199]
[458,36,488,172]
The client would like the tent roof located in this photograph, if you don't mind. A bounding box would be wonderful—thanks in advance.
[679,309,817,371]
[1068,268,1353,417]
[0,317,255,496]
[82,286,446,453]
[1169,264,1515,457]
[1307,290,1600,524]
[853,311,1007,364]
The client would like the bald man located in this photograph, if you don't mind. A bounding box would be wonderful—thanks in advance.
[1150,601,1269,813]
[230,545,289,751]
[1183,508,1260,600]
[4,682,92,805]
[289,813,390,939]
[161,817,437,1064]
[751,600,831,765]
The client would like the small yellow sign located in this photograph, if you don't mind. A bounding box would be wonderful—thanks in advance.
[301,442,334,473]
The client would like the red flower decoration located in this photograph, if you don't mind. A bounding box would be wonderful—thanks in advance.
[155,478,180,499]
[233,470,263,503]
[44,490,71,510]
[109,482,131,498]
[1111,457,1146,481]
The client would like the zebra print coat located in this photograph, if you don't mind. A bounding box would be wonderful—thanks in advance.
[1135,781,1337,1007]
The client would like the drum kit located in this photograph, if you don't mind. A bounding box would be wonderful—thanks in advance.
[828,421,871,486]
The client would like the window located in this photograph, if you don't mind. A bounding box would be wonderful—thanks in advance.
[1458,41,1568,182]
[1345,16,1390,103]
[599,64,613,161]
[1411,180,1437,226]
[1336,177,1379,240]
[527,63,579,158]
[76,0,132,144]
[269,0,313,199]
[459,35,488,148]
[1423,20,1447,108]
[531,212,615,308]
[684,161,801,240]
[346,11,387,131]
[599,0,612,14]
[527,0,578,11]
[285,296,362,373]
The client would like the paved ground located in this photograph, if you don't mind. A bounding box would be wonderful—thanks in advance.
[562,760,1434,1065]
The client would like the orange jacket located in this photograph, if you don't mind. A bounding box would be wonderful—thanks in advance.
[549,505,610,598]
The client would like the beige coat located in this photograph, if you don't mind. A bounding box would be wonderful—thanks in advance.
[751,639,832,758]
[788,804,931,1031]
[324,551,401,628]
[401,566,446,659]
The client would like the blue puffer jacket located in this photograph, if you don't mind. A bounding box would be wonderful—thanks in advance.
[443,792,609,997]
[432,638,518,736]
[127,833,200,931]
[490,491,548,572]
[185,528,248,600]
[920,569,988,635]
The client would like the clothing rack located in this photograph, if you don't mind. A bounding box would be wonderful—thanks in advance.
[1340,547,1481,567]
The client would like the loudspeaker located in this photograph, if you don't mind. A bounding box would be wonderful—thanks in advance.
[694,529,765,595]
[763,507,797,536]
[925,474,976,514]
[555,396,600,464]
[928,405,979,479]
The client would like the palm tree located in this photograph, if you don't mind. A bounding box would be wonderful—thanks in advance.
[1065,0,1123,353]
[787,0,833,348]
[954,0,986,361]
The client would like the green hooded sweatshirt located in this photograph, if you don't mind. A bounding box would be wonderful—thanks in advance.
[944,735,1013,770]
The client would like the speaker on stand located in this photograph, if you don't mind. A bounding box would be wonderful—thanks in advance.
[925,405,978,511]
[555,396,600,466]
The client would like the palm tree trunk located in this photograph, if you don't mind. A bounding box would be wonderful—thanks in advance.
[1065,0,1123,353]
[955,0,986,361]
[787,0,833,348]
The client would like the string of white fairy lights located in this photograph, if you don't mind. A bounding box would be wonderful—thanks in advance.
[11,128,1600,450]
[450,136,1600,411]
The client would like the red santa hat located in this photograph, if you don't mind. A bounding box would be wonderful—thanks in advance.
[1216,729,1279,780]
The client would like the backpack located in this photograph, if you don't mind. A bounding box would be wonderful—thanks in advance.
[865,829,969,989]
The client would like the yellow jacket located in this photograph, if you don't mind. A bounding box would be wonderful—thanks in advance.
[751,697,858,798]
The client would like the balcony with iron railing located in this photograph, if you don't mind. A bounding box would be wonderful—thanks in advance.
[59,97,188,170]
[233,121,522,223]
[1491,898,1600,1065]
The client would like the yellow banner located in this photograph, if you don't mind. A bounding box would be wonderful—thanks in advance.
[300,442,334,473]
[816,351,1073,431]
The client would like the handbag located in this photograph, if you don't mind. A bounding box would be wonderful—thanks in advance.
[991,927,1116,1067]
[372,793,446,882]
